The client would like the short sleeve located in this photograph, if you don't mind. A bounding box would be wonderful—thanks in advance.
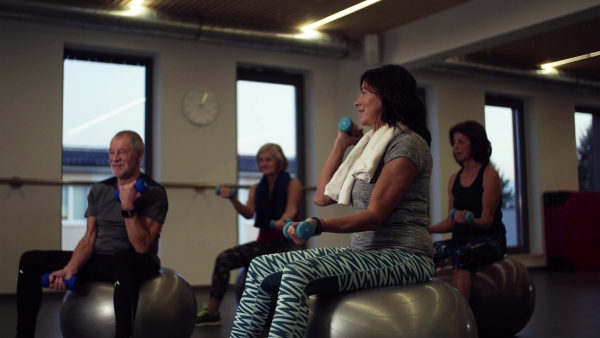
[137,185,168,224]
[384,131,430,173]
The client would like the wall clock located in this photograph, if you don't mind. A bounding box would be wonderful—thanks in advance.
[182,87,218,126]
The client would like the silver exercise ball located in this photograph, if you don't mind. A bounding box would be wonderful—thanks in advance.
[434,256,536,338]
[59,267,197,338]
[234,266,248,303]
[305,279,478,338]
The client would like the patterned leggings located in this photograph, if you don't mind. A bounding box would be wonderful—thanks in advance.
[433,234,506,271]
[230,247,434,338]
[210,240,303,300]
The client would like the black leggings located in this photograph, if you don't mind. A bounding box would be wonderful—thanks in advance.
[16,250,159,338]
[209,240,303,301]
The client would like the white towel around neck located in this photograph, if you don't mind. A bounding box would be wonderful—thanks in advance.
[324,124,405,205]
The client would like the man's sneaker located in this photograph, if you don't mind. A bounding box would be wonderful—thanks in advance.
[195,303,221,327]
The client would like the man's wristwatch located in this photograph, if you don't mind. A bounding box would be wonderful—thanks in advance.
[121,209,136,218]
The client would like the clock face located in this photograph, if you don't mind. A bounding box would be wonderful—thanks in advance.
[182,87,218,126]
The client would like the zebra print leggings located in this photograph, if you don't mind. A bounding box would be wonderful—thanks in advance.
[230,247,434,338]
[209,240,303,301]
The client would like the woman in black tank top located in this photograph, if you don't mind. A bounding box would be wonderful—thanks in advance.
[428,120,506,303]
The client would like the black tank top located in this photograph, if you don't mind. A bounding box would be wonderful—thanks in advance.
[451,164,506,243]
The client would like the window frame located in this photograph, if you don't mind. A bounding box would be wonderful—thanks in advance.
[236,66,306,219]
[61,48,153,250]
[575,104,600,192]
[486,94,529,254]
[63,48,154,176]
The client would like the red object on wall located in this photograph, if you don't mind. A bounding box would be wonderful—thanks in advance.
[544,191,600,271]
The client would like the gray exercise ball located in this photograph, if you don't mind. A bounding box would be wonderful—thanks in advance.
[434,256,536,337]
[305,279,477,338]
[234,266,248,303]
[59,267,197,338]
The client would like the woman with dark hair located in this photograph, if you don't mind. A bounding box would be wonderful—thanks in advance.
[428,120,506,303]
[195,143,303,327]
[230,64,435,338]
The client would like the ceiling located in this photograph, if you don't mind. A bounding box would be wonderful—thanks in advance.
[464,16,600,83]
[87,0,472,40]
[2,0,600,89]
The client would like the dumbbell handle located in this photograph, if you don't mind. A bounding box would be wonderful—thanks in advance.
[449,208,475,223]
[283,221,315,240]
[41,273,78,291]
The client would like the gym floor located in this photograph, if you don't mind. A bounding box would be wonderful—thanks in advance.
[1,268,599,338]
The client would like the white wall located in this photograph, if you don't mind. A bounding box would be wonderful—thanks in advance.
[1,18,65,294]
[1,14,600,294]
[0,17,347,293]
[411,70,600,265]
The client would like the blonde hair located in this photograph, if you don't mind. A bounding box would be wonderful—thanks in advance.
[256,143,288,171]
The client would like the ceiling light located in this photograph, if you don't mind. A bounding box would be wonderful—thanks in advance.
[123,0,146,16]
[129,0,144,8]
[301,0,381,31]
[541,51,600,70]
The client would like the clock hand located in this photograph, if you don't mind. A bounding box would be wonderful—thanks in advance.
[199,92,208,108]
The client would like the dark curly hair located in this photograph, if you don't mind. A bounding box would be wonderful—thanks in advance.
[359,64,431,146]
[449,120,492,165]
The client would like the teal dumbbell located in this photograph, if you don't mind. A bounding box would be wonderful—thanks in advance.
[338,117,354,133]
[114,178,148,202]
[283,221,293,239]
[450,208,475,223]
[283,221,314,240]
[296,221,316,239]
[215,186,237,198]
[42,273,78,291]
[271,218,292,229]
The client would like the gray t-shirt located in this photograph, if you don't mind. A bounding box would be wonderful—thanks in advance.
[350,129,434,258]
[85,175,168,256]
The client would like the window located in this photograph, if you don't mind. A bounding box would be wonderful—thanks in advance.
[236,67,305,244]
[62,49,152,250]
[575,106,600,192]
[485,95,529,253]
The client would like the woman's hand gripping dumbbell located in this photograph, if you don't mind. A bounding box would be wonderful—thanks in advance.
[283,217,323,242]
[270,218,292,230]
[215,186,238,199]
[449,208,475,223]
[338,117,363,137]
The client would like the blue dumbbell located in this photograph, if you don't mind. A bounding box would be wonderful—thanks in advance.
[338,117,354,133]
[114,178,148,202]
[41,273,78,291]
[450,208,475,223]
[283,221,314,240]
[215,186,237,198]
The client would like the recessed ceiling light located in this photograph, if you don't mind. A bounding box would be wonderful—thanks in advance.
[541,51,600,70]
[123,0,146,15]
[129,0,144,8]
[301,0,381,32]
